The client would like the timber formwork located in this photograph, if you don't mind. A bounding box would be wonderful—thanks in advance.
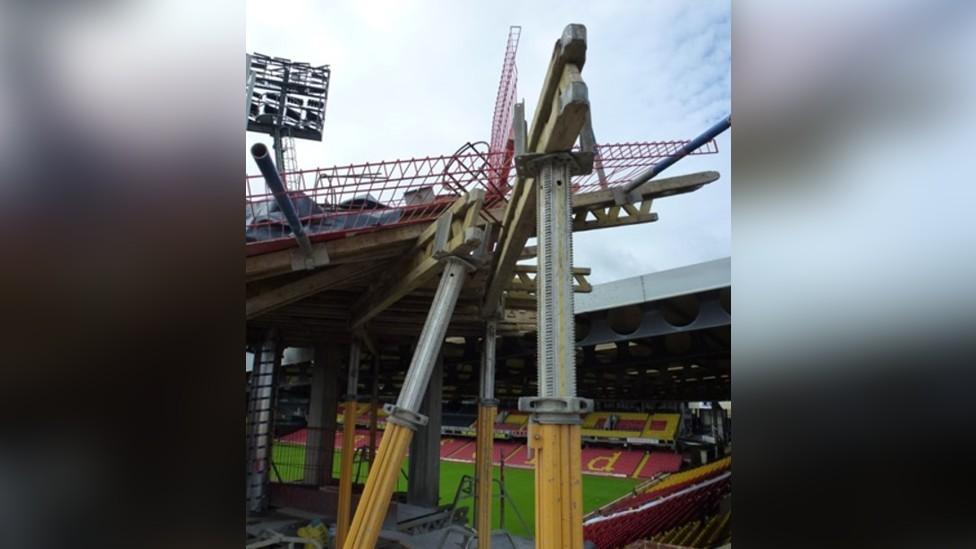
[246,22,723,549]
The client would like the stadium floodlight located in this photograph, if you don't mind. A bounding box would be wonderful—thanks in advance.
[246,52,330,141]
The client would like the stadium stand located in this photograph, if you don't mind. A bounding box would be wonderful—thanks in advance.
[335,429,372,450]
[494,410,530,434]
[278,428,310,445]
[502,445,534,468]
[321,405,687,445]
[583,457,731,548]
[638,457,730,498]
[581,447,646,477]
[597,457,731,520]
[444,440,523,465]
[582,412,652,439]
[639,413,680,443]
[335,402,368,424]
[443,412,478,428]
[634,451,684,479]
[644,510,731,548]
[355,404,387,426]
[438,437,471,459]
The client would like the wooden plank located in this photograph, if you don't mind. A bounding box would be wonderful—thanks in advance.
[350,191,485,329]
[571,171,719,209]
[537,64,589,154]
[483,177,537,314]
[483,59,591,316]
[246,262,383,319]
[477,172,717,230]
[508,265,591,293]
[528,24,587,152]
[572,201,659,231]
[246,223,425,282]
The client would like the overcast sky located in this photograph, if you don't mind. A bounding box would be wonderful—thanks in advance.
[246,0,730,283]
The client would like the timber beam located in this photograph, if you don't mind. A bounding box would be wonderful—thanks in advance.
[246,222,425,282]
[483,25,590,317]
[350,190,486,329]
[477,170,719,235]
[246,261,384,319]
[572,170,719,210]
[568,171,718,231]
[508,265,592,294]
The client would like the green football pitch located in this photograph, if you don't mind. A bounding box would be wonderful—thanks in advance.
[272,443,639,539]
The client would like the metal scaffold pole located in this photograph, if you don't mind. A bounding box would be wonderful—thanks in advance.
[336,339,362,548]
[343,256,472,549]
[246,328,282,515]
[475,318,499,547]
[519,153,593,549]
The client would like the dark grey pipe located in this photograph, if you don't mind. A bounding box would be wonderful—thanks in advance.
[623,114,731,193]
[251,142,314,256]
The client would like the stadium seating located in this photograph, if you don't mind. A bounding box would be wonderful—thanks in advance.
[278,429,309,445]
[444,440,524,465]
[335,429,373,450]
[582,412,652,439]
[439,437,471,459]
[581,447,646,477]
[276,428,690,484]
[642,457,730,495]
[646,510,731,548]
[493,410,530,434]
[633,451,683,479]
[502,445,534,468]
[335,402,368,424]
[583,457,731,548]
[640,413,680,442]
[605,457,731,515]
[355,404,387,426]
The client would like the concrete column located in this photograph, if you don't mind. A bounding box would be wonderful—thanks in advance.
[407,351,443,508]
[305,342,339,485]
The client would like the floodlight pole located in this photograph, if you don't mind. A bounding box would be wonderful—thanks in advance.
[272,64,291,176]
[343,256,473,549]
[245,54,256,128]
[336,339,361,548]
[475,317,499,548]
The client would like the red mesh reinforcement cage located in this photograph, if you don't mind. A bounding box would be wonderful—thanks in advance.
[245,139,719,256]
[488,26,521,196]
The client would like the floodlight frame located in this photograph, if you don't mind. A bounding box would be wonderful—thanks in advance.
[246,52,331,142]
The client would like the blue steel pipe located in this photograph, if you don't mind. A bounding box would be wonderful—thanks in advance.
[623,114,731,194]
[251,142,314,255]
